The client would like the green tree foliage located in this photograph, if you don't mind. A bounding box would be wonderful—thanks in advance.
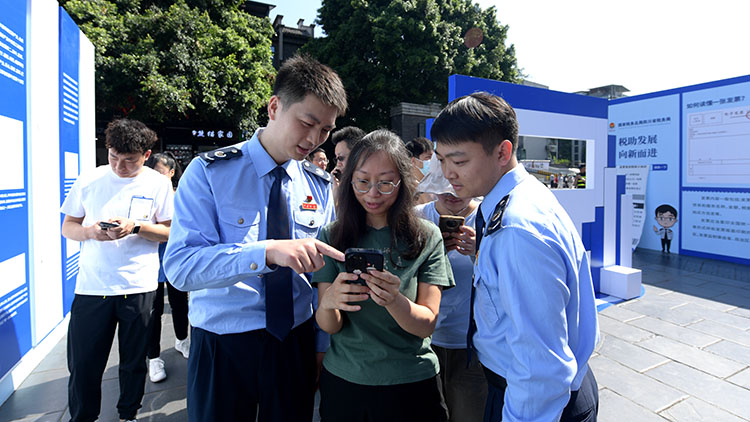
[304,0,519,131]
[60,0,275,130]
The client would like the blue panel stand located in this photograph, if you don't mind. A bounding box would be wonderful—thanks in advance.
[59,8,81,314]
[0,0,32,380]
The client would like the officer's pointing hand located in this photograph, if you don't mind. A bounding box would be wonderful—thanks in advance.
[266,238,345,274]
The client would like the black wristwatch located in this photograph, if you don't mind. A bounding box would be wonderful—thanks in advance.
[131,223,141,235]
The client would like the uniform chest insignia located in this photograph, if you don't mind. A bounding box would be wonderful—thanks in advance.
[199,146,243,165]
[301,160,332,183]
[301,195,318,211]
[486,195,510,235]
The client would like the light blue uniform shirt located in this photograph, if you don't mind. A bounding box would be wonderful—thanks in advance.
[164,130,335,349]
[415,201,477,348]
[473,165,599,422]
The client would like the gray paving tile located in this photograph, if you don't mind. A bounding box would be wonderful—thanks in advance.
[658,282,729,299]
[688,319,750,347]
[704,340,750,366]
[628,316,720,348]
[620,294,692,316]
[0,369,69,421]
[138,386,188,422]
[598,315,654,343]
[0,411,65,422]
[706,285,750,300]
[642,283,675,296]
[597,388,670,422]
[689,304,750,330]
[660,397,747,422]
[598,305,645,322]
[144,349,188,395]
[701,276,750,289]
[727,306,750,319]
[727,368,750,389]
[597,334,669,373]
[589,355,685,412]
[646,361,750,418]
[638,336,746,378]
[663,291,736,312]
[649,305,706,327]
[31,340,67,374]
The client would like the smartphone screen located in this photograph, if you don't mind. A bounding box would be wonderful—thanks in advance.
[345,248,384,285]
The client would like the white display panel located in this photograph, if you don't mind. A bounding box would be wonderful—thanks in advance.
[682,82,750,188]
[686,105,750,185]
[681,190,750,259]
[0,116,24,191]
[609,94,680,252]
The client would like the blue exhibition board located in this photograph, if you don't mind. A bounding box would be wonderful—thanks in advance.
[446,74,610,292]
[0,0,32,379]
[59,8,81,313]
[610,75,750,265]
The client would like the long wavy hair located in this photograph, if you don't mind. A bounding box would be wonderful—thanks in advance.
[329,129,426,263]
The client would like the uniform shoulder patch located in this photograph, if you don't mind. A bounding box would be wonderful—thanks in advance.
[486,194,510,235]
[199,146,242,165]
[301,159,332,183]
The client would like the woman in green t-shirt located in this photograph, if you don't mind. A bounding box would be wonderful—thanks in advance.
[313,129,453,422]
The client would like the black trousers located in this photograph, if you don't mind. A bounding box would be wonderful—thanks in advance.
[483,365,599,422]
[147,281,189,359]
[432,345,488,422]
[187,319,317,422]
[67,291,155,422]
[319,367,448,422]
[661,238,672,252]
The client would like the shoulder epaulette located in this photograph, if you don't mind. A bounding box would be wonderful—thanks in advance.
[199,146,242,165]
[486,194,510,235]
[301,159,332,183]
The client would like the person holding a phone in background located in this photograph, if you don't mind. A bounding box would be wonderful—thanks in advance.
[164,55,347,422]
[313,130,454,422]
[144,152,190,384]
[61,119,174,422]
[414,155,486,422]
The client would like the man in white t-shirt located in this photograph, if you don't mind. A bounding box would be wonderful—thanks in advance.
[61,119,174,422]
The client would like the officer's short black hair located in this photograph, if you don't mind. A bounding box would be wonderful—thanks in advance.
[274,54,348,117]
[104,119,157,155]
[405,137,433,158]
[331,126,365,150]
[431,92,518,154]
[655,204,677,218]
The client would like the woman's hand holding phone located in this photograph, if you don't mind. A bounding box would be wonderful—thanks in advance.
[360,269,401,307]
[319,272,370,312]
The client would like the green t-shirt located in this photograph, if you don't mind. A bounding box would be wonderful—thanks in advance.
[312,220,454,385]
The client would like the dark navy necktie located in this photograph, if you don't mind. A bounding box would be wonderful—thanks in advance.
[467,205,484,365]
[265,166,294,341]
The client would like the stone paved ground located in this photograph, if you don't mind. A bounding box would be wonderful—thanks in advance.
[593,249,750,421]
[0,248,748,421]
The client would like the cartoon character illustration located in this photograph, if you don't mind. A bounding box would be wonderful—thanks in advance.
[652,204,678,253]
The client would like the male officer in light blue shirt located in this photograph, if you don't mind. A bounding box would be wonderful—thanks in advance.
[431,92,599,422]
[164,55,347,422]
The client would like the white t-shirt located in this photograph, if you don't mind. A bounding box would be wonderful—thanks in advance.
[61,165,174,295]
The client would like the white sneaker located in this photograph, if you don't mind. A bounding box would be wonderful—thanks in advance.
[175,337,190,359]
[149,357,166,383]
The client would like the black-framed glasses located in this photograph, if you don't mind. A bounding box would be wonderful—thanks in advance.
[351,179,401,195]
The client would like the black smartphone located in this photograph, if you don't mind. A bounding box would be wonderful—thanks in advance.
[345,248,384,286]
[438,215,465,234]
[99,221,119,230]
